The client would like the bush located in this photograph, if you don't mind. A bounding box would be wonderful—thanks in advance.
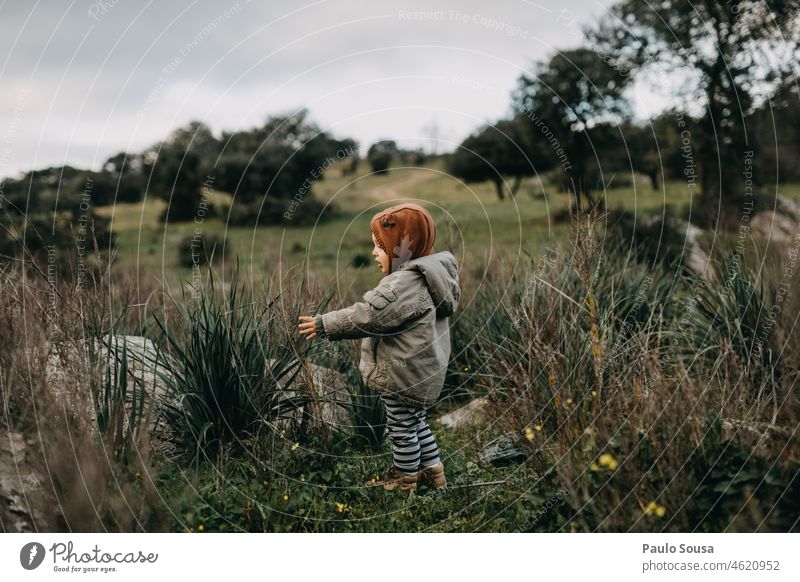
[226,197,333,227]
[177,233,227,268]
[606,205,687,270]
[153,269,311,467]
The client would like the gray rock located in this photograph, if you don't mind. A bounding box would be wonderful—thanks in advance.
[776,194,800,224]
[668,217,714,281]
[436,398,489,429]
[478,432,527,467]
[750,211,799,242]
[267,358,352,428]
[45,335,175,438]
[0,428,59,532]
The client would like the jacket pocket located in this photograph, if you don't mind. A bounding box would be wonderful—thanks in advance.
[364,286,398,310]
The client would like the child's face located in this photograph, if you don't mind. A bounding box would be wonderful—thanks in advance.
[371,233,390,274]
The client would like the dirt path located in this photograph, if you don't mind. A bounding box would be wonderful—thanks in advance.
[367,167,437,202]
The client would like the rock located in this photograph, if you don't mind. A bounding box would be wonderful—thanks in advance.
[668,217,714,281]
[776,194,800,224]
[436,398,489,429]
[100,335,174,401]
[267,358,352,427]
[45,335,175,438]
[478,432,527,467]
[750,211,799,242]
[0,428,59,532]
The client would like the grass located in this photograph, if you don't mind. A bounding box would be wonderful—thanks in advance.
[5,162,800,533]
[150,420,567,533]
[96,159,713,287]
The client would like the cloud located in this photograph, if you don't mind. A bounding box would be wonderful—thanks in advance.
[0,0,619,177]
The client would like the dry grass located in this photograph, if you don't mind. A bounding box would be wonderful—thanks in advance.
[460,209,800,531]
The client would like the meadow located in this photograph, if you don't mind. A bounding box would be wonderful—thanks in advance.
[3,160,800,533]
[95,158,710,284]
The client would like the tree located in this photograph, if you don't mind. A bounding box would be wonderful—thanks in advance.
[146,120,219,223]
[750,76,800,183]
[511,48,633,213]
[0,165,115,276]
[102,151,146,203]
[367,140,398,174]
[448,117,543,200]
[590,0,800,228]
[216,109,350,225]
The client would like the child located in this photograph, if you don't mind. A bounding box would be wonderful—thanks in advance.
[297,202,461,494]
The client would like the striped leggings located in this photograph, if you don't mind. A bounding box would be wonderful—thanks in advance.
[381,395,441,476]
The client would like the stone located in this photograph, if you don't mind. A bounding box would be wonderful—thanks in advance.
[0,428,59,532]
[776,194,800,224]
[267,358,352,428]
[478,432,527,467]
[45,335,175,439]
[436,398,489,428]
[668,217,714,281]
[750,211,799,242]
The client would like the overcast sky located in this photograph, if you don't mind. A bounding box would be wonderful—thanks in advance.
[0,0,671,179]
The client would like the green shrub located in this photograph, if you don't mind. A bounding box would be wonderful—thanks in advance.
[153,269,307,467]
[177,233,227,268]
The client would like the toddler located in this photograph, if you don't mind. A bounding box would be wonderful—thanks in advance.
[298,202,461,494]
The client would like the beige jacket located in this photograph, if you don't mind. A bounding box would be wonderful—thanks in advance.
[315,251,461,408]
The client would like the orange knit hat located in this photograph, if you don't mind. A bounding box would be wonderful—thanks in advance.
[370,203,436,273]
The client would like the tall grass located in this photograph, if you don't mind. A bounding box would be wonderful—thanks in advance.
[458,208,800,531]
[153,267,311,468]
[88,335,154,466]
[0,263,166,532]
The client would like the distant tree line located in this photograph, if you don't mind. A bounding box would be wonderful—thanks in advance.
[447,0,800,229]
[366,140,427,174]
[0,108,361,274]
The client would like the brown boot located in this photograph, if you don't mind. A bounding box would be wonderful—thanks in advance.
[365,466,417,493]
[417,462,446,490]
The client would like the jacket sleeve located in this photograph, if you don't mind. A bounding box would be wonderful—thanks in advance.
[315,277,424,341]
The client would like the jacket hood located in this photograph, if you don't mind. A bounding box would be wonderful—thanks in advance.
[398,250,461,317]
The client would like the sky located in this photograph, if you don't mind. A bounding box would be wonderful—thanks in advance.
[0,0,673,179]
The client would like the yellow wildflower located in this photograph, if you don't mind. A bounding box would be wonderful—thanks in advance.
[524,427,535,441]
[598,453,619,470]
[534,424,542,431]
[591,390,597,397]
[291,442,299,451]
[198,524,205,532]
[335,502,350,513]
[566,398,573,405]
[283,494,289,501]
[644,501,666,518]
[590,463,599,471]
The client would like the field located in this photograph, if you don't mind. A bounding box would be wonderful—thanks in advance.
[3,161,800,533]
[94,158,716,285]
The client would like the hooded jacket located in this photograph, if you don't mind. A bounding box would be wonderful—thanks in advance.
[314,250,460,408]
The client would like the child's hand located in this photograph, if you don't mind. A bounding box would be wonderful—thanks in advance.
[297,315,318,340]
